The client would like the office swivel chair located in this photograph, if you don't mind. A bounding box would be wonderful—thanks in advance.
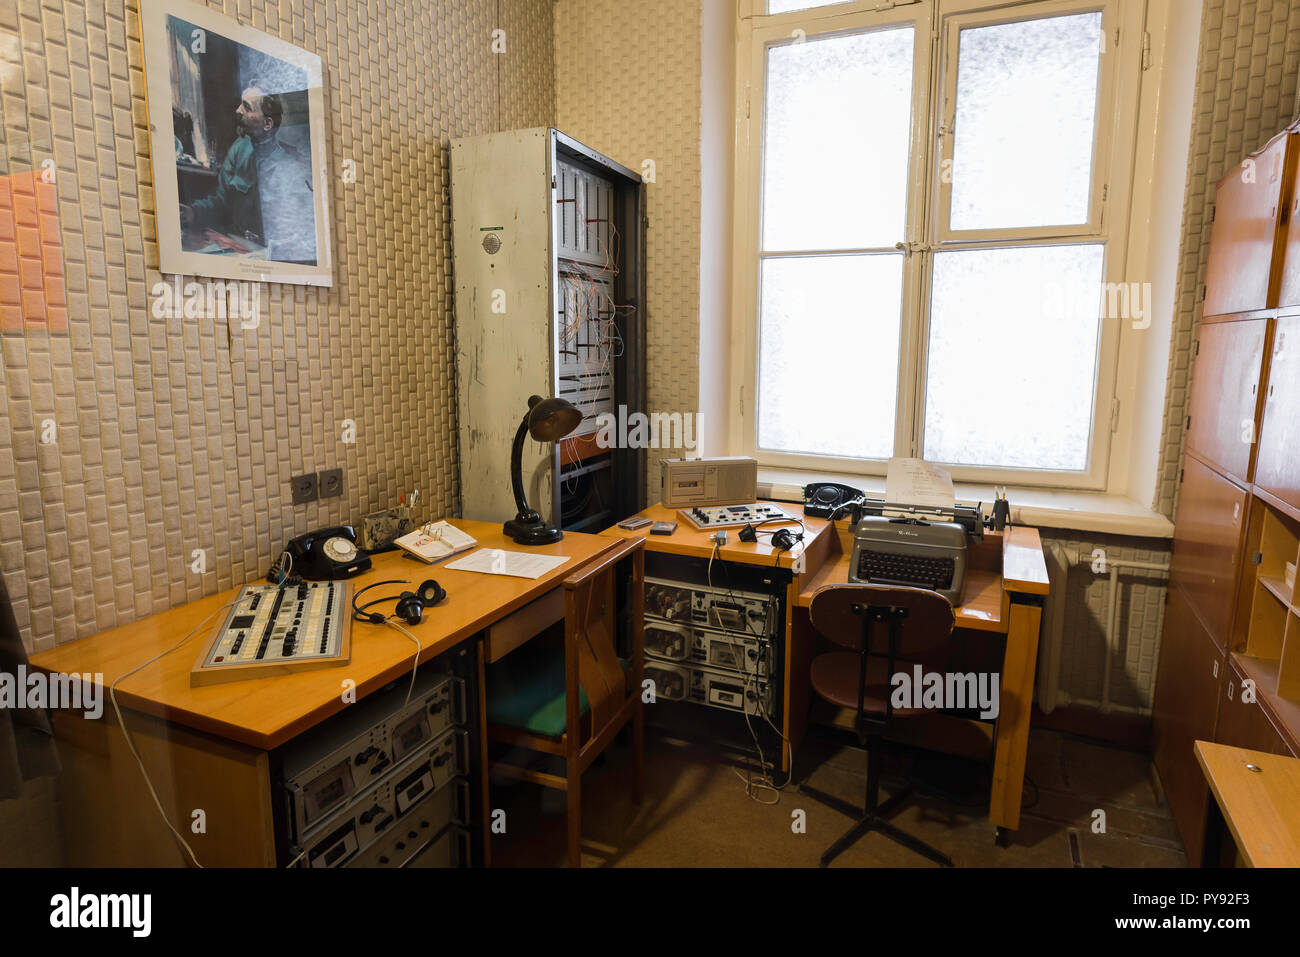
[801,583,956,867]
[486,537,645,867]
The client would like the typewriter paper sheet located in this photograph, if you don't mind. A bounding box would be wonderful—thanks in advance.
[885,458,956,511]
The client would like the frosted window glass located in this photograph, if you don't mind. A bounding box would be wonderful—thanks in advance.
[949,13,1102,231]
[923,244,1106,470]
[762,26,913,251]
[767,0,851,13]
[758,254,902,458]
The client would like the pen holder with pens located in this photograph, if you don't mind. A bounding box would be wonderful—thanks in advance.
[361,505,413,552]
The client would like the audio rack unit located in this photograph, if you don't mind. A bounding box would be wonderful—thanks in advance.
[292,730,468,868]
[644,575,778,719]
[688,662,774,717]
[644,576,777,636]
[278,666,471,868]
[645,620,772,677]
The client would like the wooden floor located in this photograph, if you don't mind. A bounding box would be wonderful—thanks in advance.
[489,726,1189,868]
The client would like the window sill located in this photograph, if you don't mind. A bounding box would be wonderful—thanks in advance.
[757,467,1175,540]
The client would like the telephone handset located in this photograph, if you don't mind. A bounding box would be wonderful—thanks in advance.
[270,525,373,582]
[803,482,867,518]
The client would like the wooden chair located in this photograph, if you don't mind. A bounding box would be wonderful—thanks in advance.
[486,537,645,866]
[801,583,956,867]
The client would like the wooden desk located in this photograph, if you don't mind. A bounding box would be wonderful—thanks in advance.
[604,503,1050,837]
[1195,740,1300,867]
[28,521,615,866]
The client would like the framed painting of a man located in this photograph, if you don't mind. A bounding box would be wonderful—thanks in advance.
[139,0,333,286]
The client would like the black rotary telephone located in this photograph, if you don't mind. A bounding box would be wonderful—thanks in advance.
[269,526,373,582]
[803,482,867,518]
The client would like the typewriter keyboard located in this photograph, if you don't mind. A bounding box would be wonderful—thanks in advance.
[853,549,955,592]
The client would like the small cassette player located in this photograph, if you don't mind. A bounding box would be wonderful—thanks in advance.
[661,456,757,507]
[688,662,774,717]
[849,515,968,605]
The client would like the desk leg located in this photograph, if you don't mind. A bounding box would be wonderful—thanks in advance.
[784,599,814,776]
[990,595,1043,835]
[477,640,492,868]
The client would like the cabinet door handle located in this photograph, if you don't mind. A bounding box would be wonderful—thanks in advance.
[1227,681,1235,701]
[1212,660,1219,678]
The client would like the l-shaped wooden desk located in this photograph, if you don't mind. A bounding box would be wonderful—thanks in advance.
[602,502,1050,839]
[28,505,1049,863]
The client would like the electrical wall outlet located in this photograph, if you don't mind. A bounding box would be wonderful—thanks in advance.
[291,473,318,505]
[319,468,343,499]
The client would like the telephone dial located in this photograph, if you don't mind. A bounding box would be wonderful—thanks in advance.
[269,525,373,582]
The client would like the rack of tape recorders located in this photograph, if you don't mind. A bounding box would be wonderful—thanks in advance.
[641,554,783,733]
[273,649,478,868]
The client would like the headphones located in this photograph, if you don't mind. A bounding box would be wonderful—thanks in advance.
[738,520,804,553]
[352,578,447,625]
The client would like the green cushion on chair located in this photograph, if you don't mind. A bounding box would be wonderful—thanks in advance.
[487,640,630,737]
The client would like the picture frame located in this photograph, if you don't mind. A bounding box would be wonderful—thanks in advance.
[138,0,333,286]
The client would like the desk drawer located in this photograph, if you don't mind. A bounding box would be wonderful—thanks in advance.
[486,588,565,663]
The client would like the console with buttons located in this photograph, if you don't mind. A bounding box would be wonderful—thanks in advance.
[278,668,470,867]
[191,580,352,686]
[678,502,794,531]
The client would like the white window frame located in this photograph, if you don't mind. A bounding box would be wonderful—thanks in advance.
[730,0,1149,491]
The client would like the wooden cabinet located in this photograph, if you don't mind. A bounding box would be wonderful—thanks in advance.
[1254,314,1300,514]
[1152,583,1225,866]
[1203,131,1292,318]
[1276,144,1300,307]
[1216,658,1292,756]
[1169,455,1249,650]
[1184,318,1268,485]
[1155,122,1300,867]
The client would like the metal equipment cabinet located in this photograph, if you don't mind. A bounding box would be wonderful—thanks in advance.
[450,128,647,532]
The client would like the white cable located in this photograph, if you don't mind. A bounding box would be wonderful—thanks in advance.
[109,598,239,868]
[705,544,794,804]
[384,616,423,708]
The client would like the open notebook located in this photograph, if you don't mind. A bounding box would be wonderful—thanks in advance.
[394,521,478,563]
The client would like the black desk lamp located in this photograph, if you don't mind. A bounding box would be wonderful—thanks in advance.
[504,394,583,545]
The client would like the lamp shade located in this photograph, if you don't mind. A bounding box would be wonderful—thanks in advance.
[525,394,582,442]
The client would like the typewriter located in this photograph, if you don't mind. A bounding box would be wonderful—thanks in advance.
[845,500,985,606]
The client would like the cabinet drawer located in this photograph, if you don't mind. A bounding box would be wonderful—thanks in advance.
[1169,455,1249,649]
[1215,658,1292,756]
[1203,132,1291,317]
[1255,315,1300,513]
[1185,318,1267,484]
[1152,583,1225,866]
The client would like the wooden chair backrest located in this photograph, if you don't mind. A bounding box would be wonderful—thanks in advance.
[564,537,645,742]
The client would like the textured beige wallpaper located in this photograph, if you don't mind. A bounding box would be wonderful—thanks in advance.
[553,0,704,498]
[1156,0,1300,517]
[0,0,556,657]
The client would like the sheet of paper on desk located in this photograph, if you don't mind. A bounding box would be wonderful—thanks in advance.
[445,548,570,580]
[886,457,955,511]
